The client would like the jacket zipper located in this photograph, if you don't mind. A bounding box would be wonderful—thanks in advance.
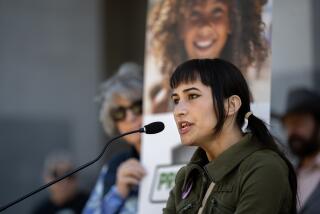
[180,203,193,212]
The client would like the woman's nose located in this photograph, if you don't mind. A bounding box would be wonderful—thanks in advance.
[125,109,136,122]
[198,21,216,36]
[174,101,188,117]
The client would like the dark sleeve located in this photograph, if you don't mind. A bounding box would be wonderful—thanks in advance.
[31,199,54,214]
[73,192,90,213]
[235,152,292,214]
[103,151,133,195]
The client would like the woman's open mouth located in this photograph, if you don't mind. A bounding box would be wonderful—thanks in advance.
[194,39,214,50]
[178,121,193,134]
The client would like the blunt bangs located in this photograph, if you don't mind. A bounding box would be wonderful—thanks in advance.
[170,59,211,89]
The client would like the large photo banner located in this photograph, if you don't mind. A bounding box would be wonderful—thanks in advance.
[139,0,273,213]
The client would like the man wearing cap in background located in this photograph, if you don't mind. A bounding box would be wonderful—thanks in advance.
[281,88,320,214]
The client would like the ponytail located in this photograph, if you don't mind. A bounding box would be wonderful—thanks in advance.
[247,114,275,150]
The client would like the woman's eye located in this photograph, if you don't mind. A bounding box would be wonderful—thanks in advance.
[212,8,224,20]
[190,11,201,20]
[186,9,202,23]
[172,98,179,104]
[189,94,199,100]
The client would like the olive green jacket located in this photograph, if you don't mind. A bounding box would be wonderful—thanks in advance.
[163,134,293,214]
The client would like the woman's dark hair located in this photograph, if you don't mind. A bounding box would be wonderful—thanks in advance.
[170,58,297,214]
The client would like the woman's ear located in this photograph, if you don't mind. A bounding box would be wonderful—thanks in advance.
[225,95,241,116]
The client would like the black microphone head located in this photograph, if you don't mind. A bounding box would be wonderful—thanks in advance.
[143,122,165,134]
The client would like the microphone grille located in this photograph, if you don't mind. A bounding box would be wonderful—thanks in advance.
[144,122,165,134]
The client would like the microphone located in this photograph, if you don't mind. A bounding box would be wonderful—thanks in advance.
[0,121,165,212]
[141,121,165,134]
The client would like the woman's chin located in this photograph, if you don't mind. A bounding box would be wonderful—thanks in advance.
[180,138,196,147]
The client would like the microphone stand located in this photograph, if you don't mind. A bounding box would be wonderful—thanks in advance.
[0,128,144,212]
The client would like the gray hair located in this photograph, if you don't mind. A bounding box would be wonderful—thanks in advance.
[96,62,143,135]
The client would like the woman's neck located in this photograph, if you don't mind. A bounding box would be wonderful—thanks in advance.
[202,125,243,161]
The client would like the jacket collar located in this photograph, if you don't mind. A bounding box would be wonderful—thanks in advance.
[188,133,262,182]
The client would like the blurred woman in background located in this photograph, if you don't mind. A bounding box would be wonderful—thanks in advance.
[83,62,145,214]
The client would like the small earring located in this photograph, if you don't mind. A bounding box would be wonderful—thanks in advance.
[241,112,253,133]
[241,118,249,133]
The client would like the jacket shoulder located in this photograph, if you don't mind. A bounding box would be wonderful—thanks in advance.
[234,149,293,213]
[238,148,291,195]
[241,149,288,173]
